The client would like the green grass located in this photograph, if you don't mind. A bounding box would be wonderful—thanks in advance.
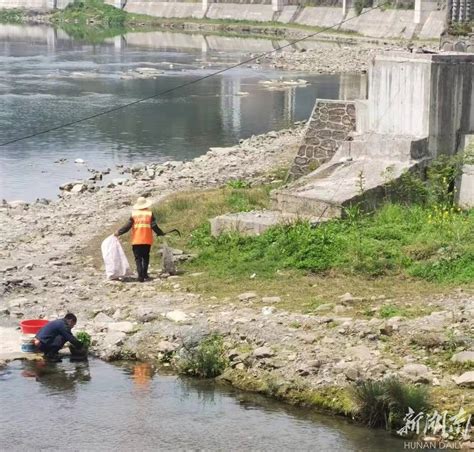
[177,334,228,378]
[351,378,430,430]
[0,8,26,23]
[187,203,474,284]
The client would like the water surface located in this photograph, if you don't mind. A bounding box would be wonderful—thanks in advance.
[0,25,366,201]
[0,358,404,451]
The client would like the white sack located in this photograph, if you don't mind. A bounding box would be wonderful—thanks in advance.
[101,235,132,279]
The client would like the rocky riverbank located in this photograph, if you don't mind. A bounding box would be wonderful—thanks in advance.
[1,124,473,439]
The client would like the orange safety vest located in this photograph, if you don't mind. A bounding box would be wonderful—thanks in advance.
[131,209,153,245]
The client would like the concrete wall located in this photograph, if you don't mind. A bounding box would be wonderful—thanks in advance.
[365,53,474,156]
[124,1,204,18]
[0,0,447,40]
[288,100,356,180]
[206,3,275,21]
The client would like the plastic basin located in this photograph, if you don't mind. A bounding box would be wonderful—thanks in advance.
[19,319,49,335]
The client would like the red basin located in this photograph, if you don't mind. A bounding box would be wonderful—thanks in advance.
[20,319,49,335]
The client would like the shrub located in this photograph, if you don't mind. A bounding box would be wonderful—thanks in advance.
[351,378,430,430]
[178,334,228,378]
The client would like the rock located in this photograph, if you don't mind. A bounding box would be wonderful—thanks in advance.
[379,323,394,336]
[108,321,135,333]
[401,363,433,383]
[347,345,372,361]
[111,177,128,186]
[253,346,274,358]
[315,303,334,312]
[261,296,281,304]
[157,340,178,354]
[165,310,189,322]
[333,305,346,314]
[94,312,114,323]
[262,306,275,315]
[238,292,258,302]
[102,331,126,348]
[8,200,28,208]
[344,366,360,381]
[74,158,85,164]
[339,292,355,303]
[451,351,474,363]
[453,371,474,387]
[24,263,34,271]
[70,184,86,194]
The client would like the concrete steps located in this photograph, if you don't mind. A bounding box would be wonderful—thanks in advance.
[210,134,430,236]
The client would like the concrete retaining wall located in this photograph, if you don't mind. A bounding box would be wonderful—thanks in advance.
[124,0,204,18]
[288,99,356,180]
[0,0,446,39]
[206,3,275,21]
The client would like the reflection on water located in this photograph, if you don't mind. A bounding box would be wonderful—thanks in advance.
[0,358,404,451]
[0,25,366,201]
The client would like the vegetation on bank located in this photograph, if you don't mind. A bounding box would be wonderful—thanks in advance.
[448,20,473,36]
[152,153,474,307]
[178,334,228,378]
[0,8,27,23]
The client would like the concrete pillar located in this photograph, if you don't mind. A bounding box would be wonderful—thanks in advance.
[46,27,56,52]
[414,0,438,24]
[201,36,209,53]
[272,0,284,13]
[342,0,349,16]
[202,0,208,14]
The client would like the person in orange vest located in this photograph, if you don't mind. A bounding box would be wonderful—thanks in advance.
[115,197,164,282]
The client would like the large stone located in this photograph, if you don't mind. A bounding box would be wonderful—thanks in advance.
[238,292,258,302]
[451,351,474,363]
[253,346,274,358]
[401,363,433,383]
[261,296,281,304]
[108,322,135,333]
[102,331,126,348]
[453,371,474,388]
[157,340,178,354]
[70,184,86,194]
[94,312,114,323]
[165,310,189,322]
[347,345,372,361]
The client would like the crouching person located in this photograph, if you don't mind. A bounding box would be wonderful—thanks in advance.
[34,313,83,361]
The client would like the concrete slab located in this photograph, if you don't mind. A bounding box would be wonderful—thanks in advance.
[276,5,299,24]
[125,1,204,19]
[418,11,446,39]
[206,4,274,22]
[209,210,312,236]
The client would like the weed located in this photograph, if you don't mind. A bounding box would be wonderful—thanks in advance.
[178,334,228,378]
[351,378,430,430]
[226,179,251,189]
[76,331,92,348]
[379,305,405,319]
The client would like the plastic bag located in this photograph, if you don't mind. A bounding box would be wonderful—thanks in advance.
[101,235,132,279]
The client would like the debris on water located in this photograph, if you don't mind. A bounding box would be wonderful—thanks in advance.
[74,159,85,164]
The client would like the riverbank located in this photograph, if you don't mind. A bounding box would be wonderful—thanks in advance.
[1,122,473,443]
[0,5,436,74]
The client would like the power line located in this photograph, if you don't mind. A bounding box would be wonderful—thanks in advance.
[0,2,391,147]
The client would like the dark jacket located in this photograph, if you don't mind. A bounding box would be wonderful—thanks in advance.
[36,319,82,348]
[117,212,165,237]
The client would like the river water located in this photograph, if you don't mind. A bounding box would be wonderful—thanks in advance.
[0,25,365,201]
[0,358,405,451]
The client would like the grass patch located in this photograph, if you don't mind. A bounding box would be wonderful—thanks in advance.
[178,334,228,378]
[351,378,430,430]
[186,204,474,284]
[0,8,26,23]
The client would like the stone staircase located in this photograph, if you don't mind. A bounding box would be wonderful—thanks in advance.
[210,133,431,236]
